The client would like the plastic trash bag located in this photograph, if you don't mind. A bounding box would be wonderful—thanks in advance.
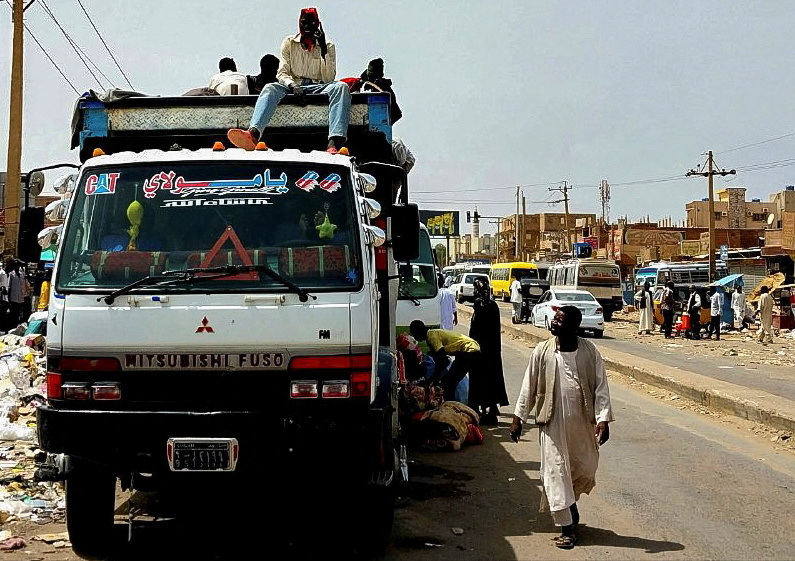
[455,374,469,405]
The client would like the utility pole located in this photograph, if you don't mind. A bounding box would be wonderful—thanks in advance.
[4,0,25,255]
[521,194,527,260]
[686,150,735,282]
[515,186,520,259]
[549,181,571,253]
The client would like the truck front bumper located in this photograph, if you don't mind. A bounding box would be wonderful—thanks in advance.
[37,405,390,477]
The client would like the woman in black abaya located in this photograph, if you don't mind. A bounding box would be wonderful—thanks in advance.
[468,278,509,425]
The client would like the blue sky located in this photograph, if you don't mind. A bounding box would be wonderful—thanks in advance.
[2,1,795,233]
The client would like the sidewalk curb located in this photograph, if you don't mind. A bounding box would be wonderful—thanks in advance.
[457,304,795,433]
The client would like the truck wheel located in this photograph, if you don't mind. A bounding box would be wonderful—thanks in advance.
[593,329,604,338]
[356,480,396,558]
[65,458,117,560]
[604,310,614,321]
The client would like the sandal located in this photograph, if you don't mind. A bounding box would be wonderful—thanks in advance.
[553,534,577,549]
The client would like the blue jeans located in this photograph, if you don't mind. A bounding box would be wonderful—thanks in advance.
[249,82,351,139]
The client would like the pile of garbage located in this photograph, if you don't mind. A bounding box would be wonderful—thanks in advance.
[0,332,66,551]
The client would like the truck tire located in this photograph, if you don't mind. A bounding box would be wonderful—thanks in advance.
[604,310,614,321]
[65,458,116,560]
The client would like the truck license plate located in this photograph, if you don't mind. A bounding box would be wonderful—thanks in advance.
[167,438,238,472]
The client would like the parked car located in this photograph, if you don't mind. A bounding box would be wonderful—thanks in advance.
[450,273,490,303]
[530,288,605,337]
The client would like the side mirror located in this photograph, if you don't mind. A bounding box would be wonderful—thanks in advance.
[45,199,68,221]
[360,197,381,219]
[362,225,386,247]
[54,174,77,194]
[357,173,377,193]
[391,203,420,262]
[27,171,45,196]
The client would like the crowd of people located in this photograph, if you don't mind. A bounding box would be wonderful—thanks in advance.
[636,282,782,345]
[0,258,34,333]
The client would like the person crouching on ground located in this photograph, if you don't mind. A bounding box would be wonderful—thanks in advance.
[510,305,614,550]
[409,320,480,403]
[227,7,351,154]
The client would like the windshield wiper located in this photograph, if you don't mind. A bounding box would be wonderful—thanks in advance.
[98,265,316,305]
[398,284,421,306]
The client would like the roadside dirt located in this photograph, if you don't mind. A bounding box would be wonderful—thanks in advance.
[609,309,795,370]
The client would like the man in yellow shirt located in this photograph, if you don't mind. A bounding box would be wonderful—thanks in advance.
[410,320,481,401]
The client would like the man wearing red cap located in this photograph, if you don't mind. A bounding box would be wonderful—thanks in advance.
[227,8,351,154]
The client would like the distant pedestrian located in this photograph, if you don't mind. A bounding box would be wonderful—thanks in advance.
[685,285,702,340]
[731,286,748,330]
[706,286,722,340]
[634,281,653,335]
[438,277,457,330]
[208,57,249,95]
[660,281,675,339]
[755,286,774,344]
[410,320,481,402]
[510,305,614,550]
[468,278,508,425]
[0,263,8,332]
[7,260,25,329]
[510,275,522,322]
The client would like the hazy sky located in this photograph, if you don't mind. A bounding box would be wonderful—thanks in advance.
[2,1,795,234]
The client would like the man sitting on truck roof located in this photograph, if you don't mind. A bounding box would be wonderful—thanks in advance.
[227,7,351,154]
[247,54,280,95]
[208,57,249,96]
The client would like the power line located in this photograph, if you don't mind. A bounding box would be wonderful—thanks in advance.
[2,0,80,95]
[38,0,110,88]
[75,0,134,89]
[716,131,795,155]
[412,181,555,194]
[25,22,81,95]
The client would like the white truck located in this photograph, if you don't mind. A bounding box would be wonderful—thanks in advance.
[37,91,418,557]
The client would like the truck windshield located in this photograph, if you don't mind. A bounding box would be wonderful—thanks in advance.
[56,162,362,292]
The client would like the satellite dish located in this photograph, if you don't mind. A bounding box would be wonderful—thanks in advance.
[767,213,775,226]
[27,171,45,197]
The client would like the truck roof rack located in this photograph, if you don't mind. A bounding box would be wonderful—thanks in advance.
[73,91,394,164]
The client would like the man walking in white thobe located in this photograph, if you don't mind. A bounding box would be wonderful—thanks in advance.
[755,285,775,344]
[510,305,614,549]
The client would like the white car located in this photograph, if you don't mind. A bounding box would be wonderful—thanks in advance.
[450,273,490,303]
[530,289,604,337]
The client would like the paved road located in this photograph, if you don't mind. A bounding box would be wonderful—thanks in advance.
[385,329,795,560]
[485,300,795,402]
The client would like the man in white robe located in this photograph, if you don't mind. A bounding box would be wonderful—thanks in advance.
[510,305,614,549]
[634,281,654,334]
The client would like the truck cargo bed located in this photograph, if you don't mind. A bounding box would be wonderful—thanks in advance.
[74,91,393,163]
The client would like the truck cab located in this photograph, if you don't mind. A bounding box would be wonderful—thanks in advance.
[39,92,417,557]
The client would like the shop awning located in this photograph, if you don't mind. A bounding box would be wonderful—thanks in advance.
[710,273,744,288]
